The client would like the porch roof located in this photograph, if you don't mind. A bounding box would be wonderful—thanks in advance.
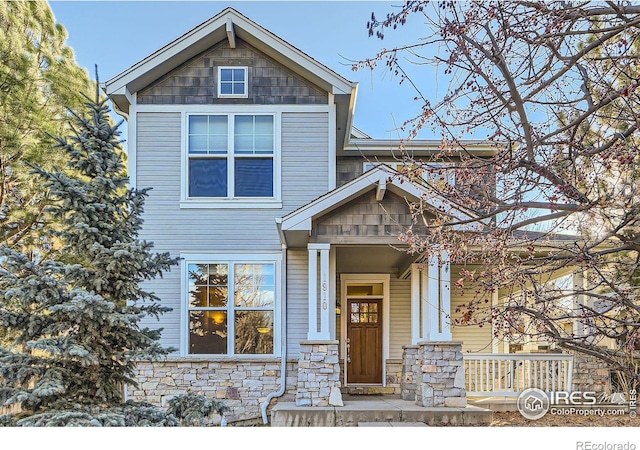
[277,165,476,248]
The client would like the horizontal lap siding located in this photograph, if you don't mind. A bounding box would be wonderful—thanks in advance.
[390,276,411,359]
[450,268,492,353]
[281,112,329,210]
[136,112,330,353]
[286,250,308,357]
[136,113,182,351]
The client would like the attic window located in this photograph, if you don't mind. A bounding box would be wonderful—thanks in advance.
[218,67,248,98]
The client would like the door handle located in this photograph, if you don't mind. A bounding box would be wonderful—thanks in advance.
[346,343,351,364]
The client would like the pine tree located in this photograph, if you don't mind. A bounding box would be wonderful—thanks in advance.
[0,81,179,426]
[0,1,91,253]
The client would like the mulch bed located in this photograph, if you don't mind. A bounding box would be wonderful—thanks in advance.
[487,411,637,427]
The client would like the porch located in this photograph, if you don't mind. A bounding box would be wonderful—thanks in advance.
[277,166,584,412]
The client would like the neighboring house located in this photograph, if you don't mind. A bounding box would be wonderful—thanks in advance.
[104,8,601,423]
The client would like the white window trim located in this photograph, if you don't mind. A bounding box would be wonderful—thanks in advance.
[180,252,282,358]
[181,111,282,209]
[217,66,248,98]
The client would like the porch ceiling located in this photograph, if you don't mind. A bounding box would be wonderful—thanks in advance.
[336,245,416,276]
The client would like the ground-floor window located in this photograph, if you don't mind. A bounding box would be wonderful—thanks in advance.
[184,255,279,355]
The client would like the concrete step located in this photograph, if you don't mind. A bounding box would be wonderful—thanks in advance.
[358,422,428,427]
[270,400,493,426]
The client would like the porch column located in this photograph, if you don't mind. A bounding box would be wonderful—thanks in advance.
[410,251,453,343]
[572,270,592,340]
[307,243,331,340]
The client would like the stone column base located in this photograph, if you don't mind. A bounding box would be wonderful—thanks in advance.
[296,340,343,407]
[416,341,467,408]
[401,345,420,401]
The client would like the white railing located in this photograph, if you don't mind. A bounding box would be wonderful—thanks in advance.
[464,353,574,397]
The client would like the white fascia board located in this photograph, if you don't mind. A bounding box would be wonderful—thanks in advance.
[280,168,393,232]
[344,139,499,156]
[231,15,355,95]
[280,165,481,233]
[105,20,226,95]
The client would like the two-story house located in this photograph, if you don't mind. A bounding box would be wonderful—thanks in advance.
[104,8,582,424]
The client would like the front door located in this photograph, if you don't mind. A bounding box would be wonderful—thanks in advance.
[347,298,382,384]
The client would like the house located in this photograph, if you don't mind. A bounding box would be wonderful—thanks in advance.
[103,8,604,424]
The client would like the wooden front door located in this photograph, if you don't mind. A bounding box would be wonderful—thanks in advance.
[346,298,382,384]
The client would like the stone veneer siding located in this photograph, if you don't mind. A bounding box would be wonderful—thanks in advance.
[416,341,467,407]
[127,358,298,423]
[571,352,613,394]
[296,341,341,406]
[401,345,420,400]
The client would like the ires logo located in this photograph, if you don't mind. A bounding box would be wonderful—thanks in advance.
[549,391,597,405]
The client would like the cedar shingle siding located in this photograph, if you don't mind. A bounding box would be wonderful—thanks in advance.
[312,190,429,240]
[137,39,328,105]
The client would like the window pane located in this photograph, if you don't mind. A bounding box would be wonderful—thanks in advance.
[347,285,373,296]
[189,311,227,354]
[189,116,208,135]
[188,264,207,285]
[188,135,208,154]
[208,263,228,284]
[235,263,275,307]
[235,311,273,355]
[235,263,274,284]
[189,116,227,155]
[220,83,232,95]
[189,288,207,308]
[234,135,254,154]
[234,116,253,135]
[234,158,273,197]
[254,115,272,132]
[220,69,233,82]
[209,115,228,133]
[208,287,228,307]
[208,135,228,154]
[254,134,273,153]
[187,264,207,307]
[233,82,245,95]
[236,286,275,308]
[189,159,227,197]
[232,68,245,81]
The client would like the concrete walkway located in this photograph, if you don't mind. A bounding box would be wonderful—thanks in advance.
[270,395,493,427]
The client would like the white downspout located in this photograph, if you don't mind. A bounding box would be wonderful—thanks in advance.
[261,243,287,424]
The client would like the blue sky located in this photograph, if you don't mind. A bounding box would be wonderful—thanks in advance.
[48,1,433,142]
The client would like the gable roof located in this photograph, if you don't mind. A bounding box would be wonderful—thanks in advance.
[103,7,357,114]
[277,165,479,247]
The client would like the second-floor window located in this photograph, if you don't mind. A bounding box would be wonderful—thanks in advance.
[188,114,274,198]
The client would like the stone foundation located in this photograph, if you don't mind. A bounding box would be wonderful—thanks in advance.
[415,341,467,407]
[296,340,342,407]
[126,358,297,423]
